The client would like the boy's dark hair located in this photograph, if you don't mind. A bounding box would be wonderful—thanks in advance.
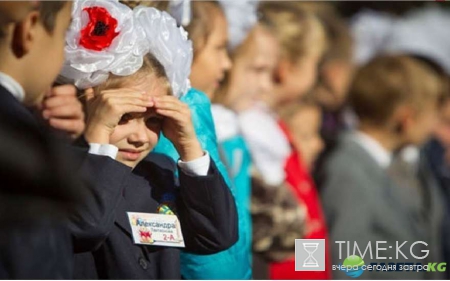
[349,55,444,126]
[0,1,67,38]
[39,1,68,33]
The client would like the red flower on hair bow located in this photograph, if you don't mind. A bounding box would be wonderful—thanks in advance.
[80,7,119,51]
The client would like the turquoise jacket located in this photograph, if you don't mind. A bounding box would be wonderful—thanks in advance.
[153,88,252,279]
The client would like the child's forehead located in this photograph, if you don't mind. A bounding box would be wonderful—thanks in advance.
[123,76,170,97]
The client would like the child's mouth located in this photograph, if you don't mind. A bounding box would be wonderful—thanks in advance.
[119,149,143,161]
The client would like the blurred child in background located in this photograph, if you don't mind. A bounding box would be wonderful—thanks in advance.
[297,4,357,195]
[424,78,450,279]
[295,4,356,192]
[274,97,332,280]
[280,99,324,175]
[211,1,280,279]
[149,1,254,279]
[279,99,328,260]
[426,86,450,199]
[239,1,326,187]
[237,2,330,279]
[321,55,445,279]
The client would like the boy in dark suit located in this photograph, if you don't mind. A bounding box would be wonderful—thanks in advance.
[320,55,445,279]
[0,2,78,278]
[0,2,132,278]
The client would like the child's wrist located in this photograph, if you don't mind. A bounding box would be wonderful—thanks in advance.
[84,125,111,144]
[176,140,204,162]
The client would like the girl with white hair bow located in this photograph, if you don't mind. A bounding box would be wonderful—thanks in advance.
[59,0,238,278]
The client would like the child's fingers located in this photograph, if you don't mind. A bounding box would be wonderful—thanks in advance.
[43,104,84,120]
[101,88,145,93]
[100,88,149,99]
[117,104,148,114]
[152,95,179,102]
[153,95,185,103]
[107,96,153,108]
[49,118,85,135]
[48,84,78,97]
[155,108,185,122]
[44,95,80,109]
[100,92,153,106]
[153,98,188,113]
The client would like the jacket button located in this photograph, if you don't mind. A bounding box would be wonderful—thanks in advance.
[139,257,148,270]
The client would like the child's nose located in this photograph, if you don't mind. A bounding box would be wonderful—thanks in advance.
[223,52,232,71]
[128,122,150,145]
[261,77,274,94]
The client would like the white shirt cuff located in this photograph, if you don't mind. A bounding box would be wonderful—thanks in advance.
[177,151,210,176]
[88,143,118,160]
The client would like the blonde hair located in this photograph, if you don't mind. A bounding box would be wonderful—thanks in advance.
[119,0,166,9]
[279,96,319,125]
[213,24,264,105]
[94,53,171,95]
[296,3,353,62]
[349,55,444,125]
[184,1,223,56]
[259,1,326,63]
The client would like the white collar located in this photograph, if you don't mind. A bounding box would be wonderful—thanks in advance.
[0,72,24,102]
[211,104,240,141]
[352,131,393,169]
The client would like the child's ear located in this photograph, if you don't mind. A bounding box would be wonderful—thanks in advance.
[274,59,289,85]
[392,105,414,134]
[11,10,39,58]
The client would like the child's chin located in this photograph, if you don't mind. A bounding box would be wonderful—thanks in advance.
[122,160,138,169]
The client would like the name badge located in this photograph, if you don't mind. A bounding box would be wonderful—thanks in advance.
[127,212,185,248]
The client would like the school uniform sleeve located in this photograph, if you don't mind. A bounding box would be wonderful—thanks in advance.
[64,144,131,253]
[177,151,210,176]
[176,157,238,254]
[88,143,118,159]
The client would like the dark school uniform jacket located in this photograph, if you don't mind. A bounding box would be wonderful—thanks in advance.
[74,153,239,279]
[0,85,132,279]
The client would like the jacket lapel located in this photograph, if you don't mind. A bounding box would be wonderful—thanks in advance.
[344,134,422,237]
[114,164,169,236]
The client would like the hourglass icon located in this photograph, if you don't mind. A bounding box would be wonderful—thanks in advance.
[303,242,319,267]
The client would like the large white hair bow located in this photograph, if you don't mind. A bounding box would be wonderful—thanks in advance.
[218,0,259,51]
[59,0,192,98]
